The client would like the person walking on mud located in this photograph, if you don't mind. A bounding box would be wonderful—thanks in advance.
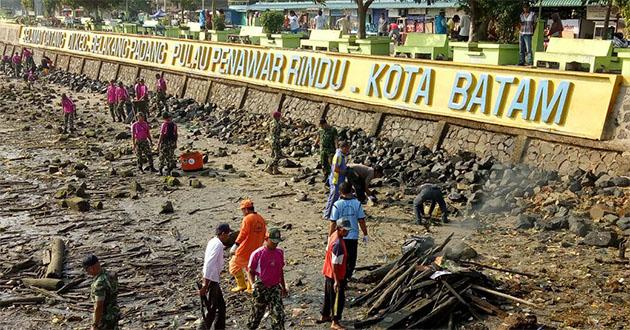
[83,254,120,330]
[61,93,76,134]
[265,111,283,175]
[229,199,267,293]
[106,80,117,122]
[320,218,351,330]
[198,223,232,330]
[115,82,129,123]
[246,228,287,330]
[329,182,368,282]
[315,118,337,184]
[131,113,157,173]
[413,183,449,230]
[157,112,178,176]
[134,78,150,118]
[155,73,168,113]
[324,141,350,219]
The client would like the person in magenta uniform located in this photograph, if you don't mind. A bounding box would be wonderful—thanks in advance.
[246,228,287,330]
[155,73,168,113]
[198,223,232,330]
[157,113,178,176]
[134,78,149,118]
[61,93,76,134]
[319,218,351,330]
[130,112,157,172]
[12,52,22,78]
[115,82,129,123]
[106,80,117,122]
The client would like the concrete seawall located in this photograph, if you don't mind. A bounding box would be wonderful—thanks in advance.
[1,26,628,176]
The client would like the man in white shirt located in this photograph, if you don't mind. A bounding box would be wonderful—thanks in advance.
[314,10,327,30]
[459,13,471,41]
[199,223,232,330]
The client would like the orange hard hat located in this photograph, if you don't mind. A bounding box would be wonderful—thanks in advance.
[239,199,254,209]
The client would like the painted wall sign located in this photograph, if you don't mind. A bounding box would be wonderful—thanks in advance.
[17,26,621,140]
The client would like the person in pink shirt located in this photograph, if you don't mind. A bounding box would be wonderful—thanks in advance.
[157,112,178,175]
[130,112,156,172]
[22,48,34,72]
[106,80,117,122]
[61,93,76,133]
[26,70,36,90]
[115,82,129,122]
[12,52,22,78]
[246,228,287,330]
[134,78,149,118]
[155,73,168,112]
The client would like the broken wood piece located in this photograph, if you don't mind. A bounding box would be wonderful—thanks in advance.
[460,260,538,277]
[57,277,85,294]
[0,295,45,307]
[22,278,63,291]
[470,284,539,308]
[187,202,229,215]
[0,202,46,213]
[6,257,36,274]
[262,192,296,199]
[45,238,65,279]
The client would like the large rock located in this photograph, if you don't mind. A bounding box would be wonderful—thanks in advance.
[160,201,174,214]
[589,204,614,220]
[617,217,630,230]
[582,231,617,247]
[65,197,90,212]
[536,216,569,231]
[444,241,478,260]
[611,176,630,187]
[515,214,537,229]
[568,216,591,237]
[164,176,181,187]
[595,174,612,188]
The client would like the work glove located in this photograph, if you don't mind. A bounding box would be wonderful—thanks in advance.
[362,235,369,244]
[229,244,238,256]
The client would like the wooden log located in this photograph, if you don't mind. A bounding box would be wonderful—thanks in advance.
[22,278,63,291]
[0,295,45,307]
[408,296,457,328]
[376,297,432,329]
[45,238,65,279]
[368,265,416,315]
[6,257,35,274]
[357,261,395,284]
[470,284,539,308]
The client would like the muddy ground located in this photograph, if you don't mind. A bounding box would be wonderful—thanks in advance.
[0,72,628,330]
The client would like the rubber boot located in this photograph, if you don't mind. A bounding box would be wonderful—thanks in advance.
[230,271,247,293]
[245,278,253,294]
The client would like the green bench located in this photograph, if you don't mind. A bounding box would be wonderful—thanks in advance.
[395,33,449,60]
[452,42,519,65]
[535,38,619,73]
[260,33,304,49]
[300,29,342,51]
[229,26,266,45]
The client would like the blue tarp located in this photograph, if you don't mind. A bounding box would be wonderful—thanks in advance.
[151,9,166,18]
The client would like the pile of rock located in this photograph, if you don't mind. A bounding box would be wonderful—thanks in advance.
[47,71,106,93]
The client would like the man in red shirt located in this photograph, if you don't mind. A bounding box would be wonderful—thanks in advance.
[130,113,156,172]
[246,228,287,330]
[320,218,350,330]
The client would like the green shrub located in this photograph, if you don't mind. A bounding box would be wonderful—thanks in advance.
[260,11,284,34]
[212,15,225,31]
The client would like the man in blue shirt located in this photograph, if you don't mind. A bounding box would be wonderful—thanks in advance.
[329,182,368,281]
[435,10,447,34]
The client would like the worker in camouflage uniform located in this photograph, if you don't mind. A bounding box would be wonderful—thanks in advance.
[315,118,338,184]
[246,228,287,330]
[157,112,178,176]
[83,254,119,330]
[264,111,282,175]
[131,113,157,172]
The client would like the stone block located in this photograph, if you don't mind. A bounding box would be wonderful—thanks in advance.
[98,62,118,82]
[184,77,211,103]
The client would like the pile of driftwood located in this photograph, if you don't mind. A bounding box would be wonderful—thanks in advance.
[352,234,536,329]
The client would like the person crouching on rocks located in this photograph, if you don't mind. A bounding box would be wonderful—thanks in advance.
[157,112,178,176]
[413,183,449,230]
[131,113,157,173]
[61,93,76,134]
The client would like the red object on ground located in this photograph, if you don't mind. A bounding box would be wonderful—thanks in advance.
[179,151,203,171]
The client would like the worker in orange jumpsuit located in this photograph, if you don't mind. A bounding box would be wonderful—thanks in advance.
[229,199,267,293]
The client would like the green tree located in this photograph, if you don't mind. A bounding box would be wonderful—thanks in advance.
[117,0,152,18]
[61,0,122,18]
[21,0,34,12]
[173,0,197,11]
[458,0,521,43]
[43,0,61,16]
